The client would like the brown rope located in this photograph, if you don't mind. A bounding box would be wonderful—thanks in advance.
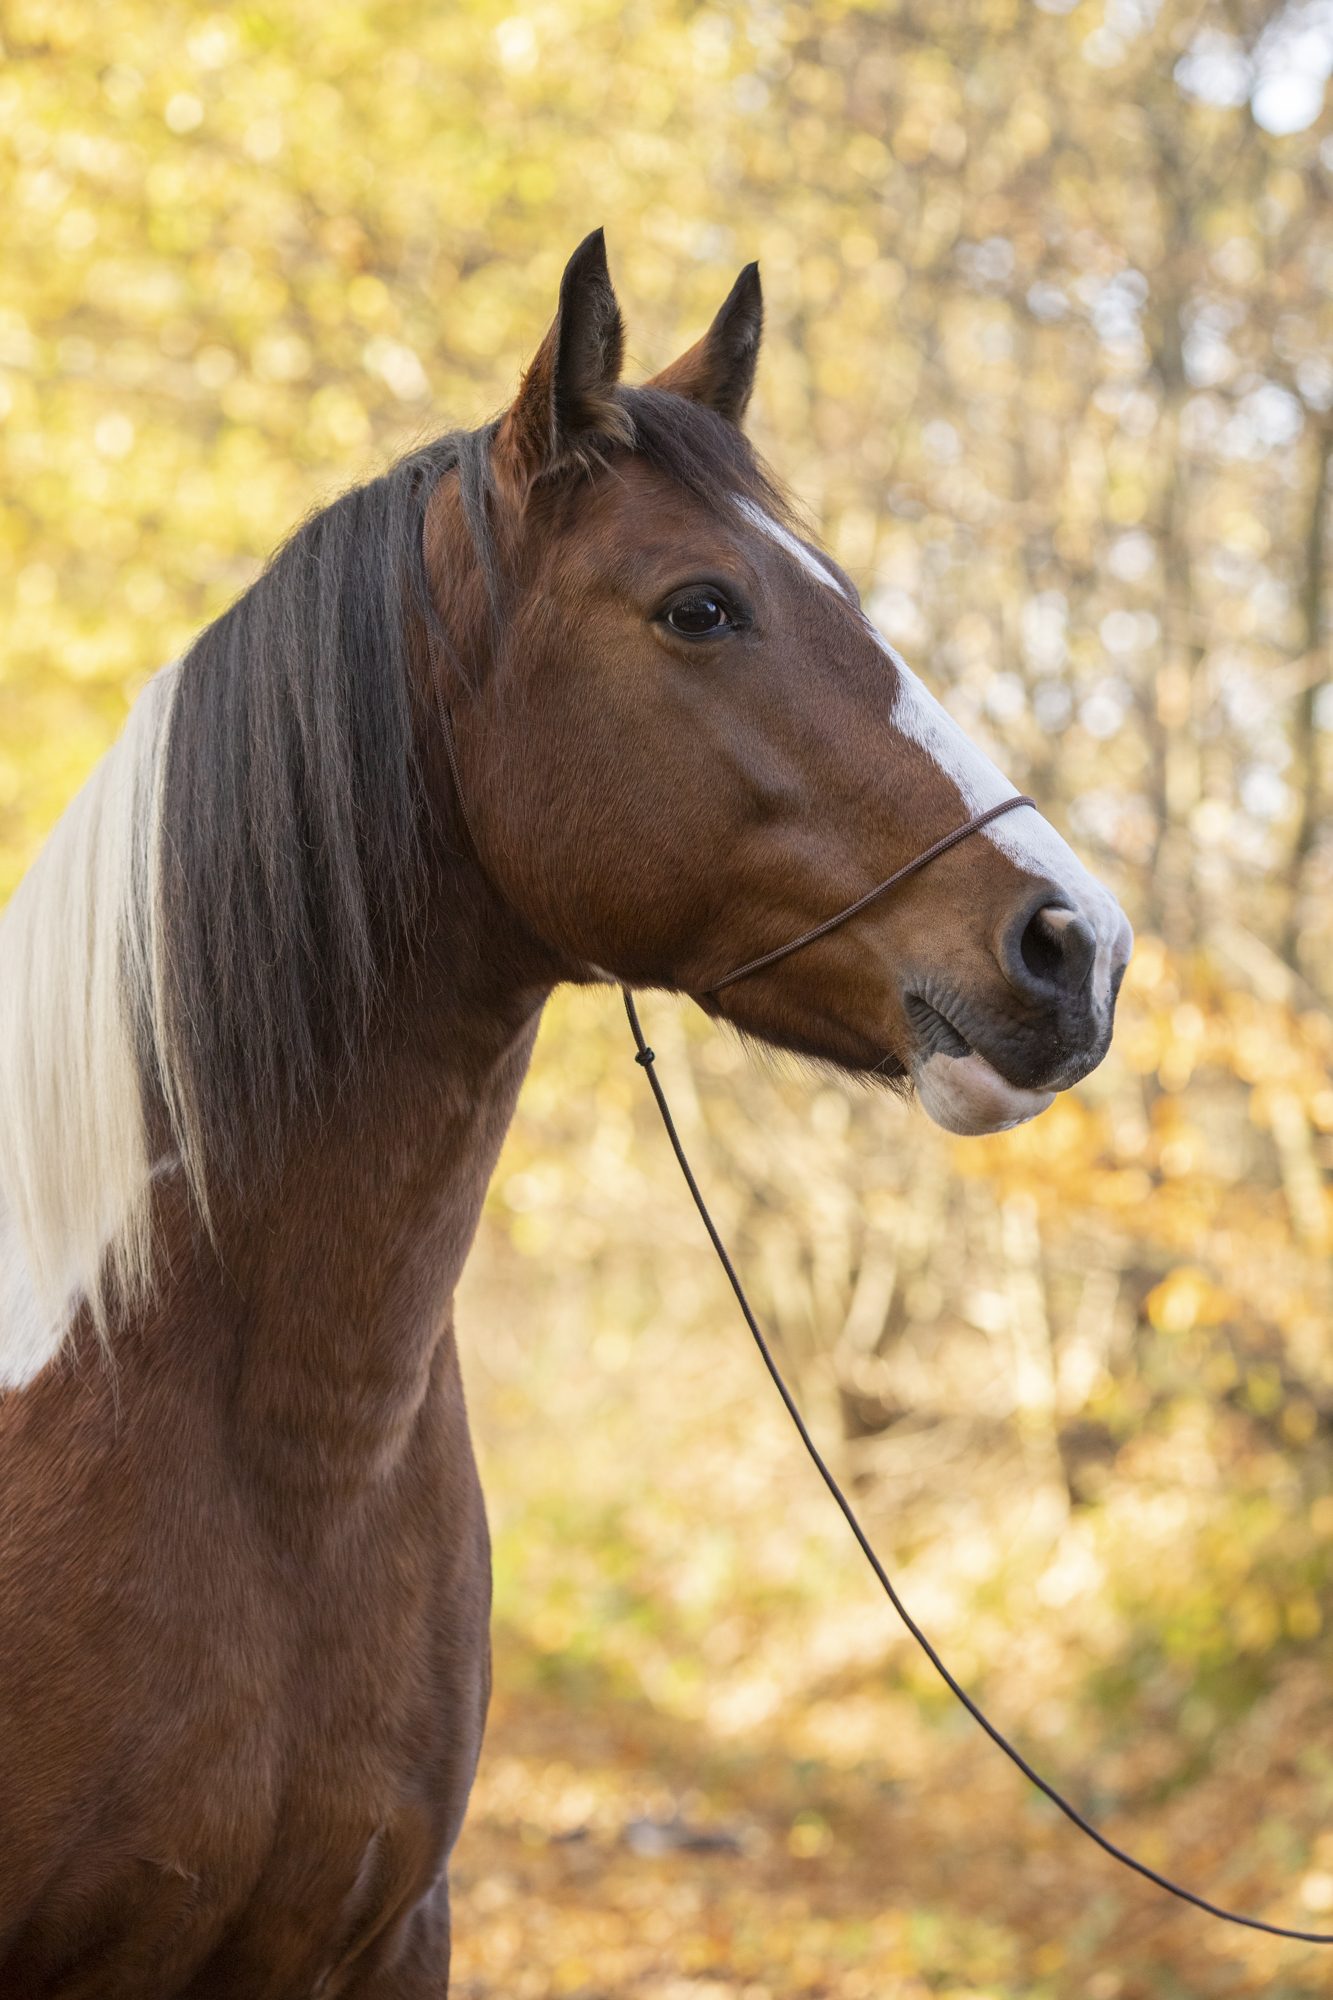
[705,794,1036,993]
[624,992,1332,1944]
[440,677,1327,1940]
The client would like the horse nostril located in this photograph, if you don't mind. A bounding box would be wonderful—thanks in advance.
[1012,903,1096,999]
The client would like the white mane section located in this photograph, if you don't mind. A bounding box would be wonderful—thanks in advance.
[0,664,180,1386]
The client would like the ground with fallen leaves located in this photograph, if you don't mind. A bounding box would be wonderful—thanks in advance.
[452,1633,1333,1998]
[448,1151,1333,2000]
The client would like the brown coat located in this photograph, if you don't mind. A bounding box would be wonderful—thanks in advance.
[0,234,1128,1996]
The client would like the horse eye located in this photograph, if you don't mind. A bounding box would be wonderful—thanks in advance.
[663,592,736,638]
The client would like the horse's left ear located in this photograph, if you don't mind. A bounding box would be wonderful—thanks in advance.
[647,263,763,425]
[496,228,631,489]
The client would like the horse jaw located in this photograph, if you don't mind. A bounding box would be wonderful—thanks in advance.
[912,1049,1055,1137]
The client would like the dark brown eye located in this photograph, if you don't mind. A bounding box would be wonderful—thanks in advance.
[664,592,736,637]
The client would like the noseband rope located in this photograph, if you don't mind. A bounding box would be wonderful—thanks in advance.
[622,798,1333,1945]
[705,793,1035,993]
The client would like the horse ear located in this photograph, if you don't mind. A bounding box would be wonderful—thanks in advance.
[496,228,630,486]
[648,263,762,424]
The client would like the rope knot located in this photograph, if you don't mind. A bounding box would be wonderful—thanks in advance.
[634,1045,656,1067]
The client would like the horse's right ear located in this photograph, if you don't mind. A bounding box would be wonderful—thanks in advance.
[647,263,762,425]
[495,229,631,490]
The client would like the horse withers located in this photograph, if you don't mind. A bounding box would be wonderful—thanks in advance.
[0,232,1131,1996]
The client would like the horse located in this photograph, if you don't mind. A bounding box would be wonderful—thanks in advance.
[0,230,1131,1997]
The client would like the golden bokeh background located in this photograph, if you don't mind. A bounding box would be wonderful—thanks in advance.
[4,1,1333,1993]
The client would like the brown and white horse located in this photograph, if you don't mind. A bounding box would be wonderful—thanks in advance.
[0,233,1131,1996]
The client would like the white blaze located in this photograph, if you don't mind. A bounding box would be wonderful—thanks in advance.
[736,499,1126,1013]
[877,635,1125,1011]
[737,498,1132,1137]
[735,498,851,597]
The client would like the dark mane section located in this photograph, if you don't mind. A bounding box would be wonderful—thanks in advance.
[155,393,784,1187]
[157,427,497,1184]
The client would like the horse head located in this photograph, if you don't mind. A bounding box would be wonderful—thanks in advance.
[428,231,1132,1134]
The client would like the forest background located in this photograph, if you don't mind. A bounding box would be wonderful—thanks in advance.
[4,0,1333,1992]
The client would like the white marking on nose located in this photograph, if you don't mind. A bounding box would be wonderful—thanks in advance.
[873,628,1127,1010]
[735,498,851,598]
[729,494,1129,1010]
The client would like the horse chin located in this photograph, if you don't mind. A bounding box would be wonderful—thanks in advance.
[912,1049,1055,1137]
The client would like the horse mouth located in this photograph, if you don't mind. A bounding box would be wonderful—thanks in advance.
[904,994,972,1060]
[904,995,1055,1137]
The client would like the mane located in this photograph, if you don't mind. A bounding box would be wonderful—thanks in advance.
[0,392,782,1383]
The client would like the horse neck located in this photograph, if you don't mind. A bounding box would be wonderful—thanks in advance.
[195,856,555,1497]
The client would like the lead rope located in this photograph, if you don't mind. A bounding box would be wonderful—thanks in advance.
[624,988,1333,1945]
